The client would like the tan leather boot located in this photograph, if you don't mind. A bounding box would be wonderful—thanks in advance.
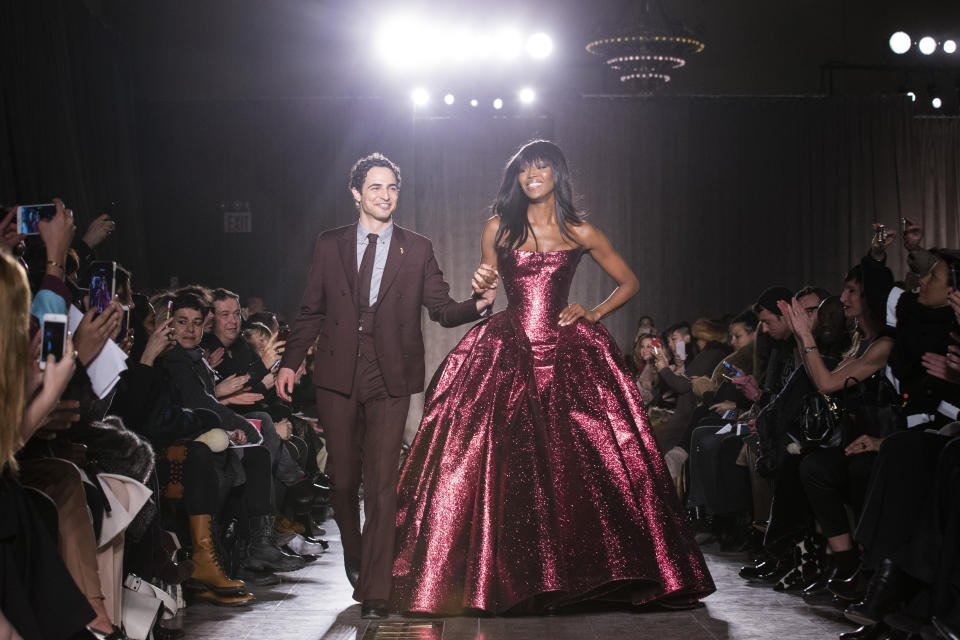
[189,514,247,593]
[194,590,254,607]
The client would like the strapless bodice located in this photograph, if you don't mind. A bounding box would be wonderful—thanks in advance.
[499,248,583,340]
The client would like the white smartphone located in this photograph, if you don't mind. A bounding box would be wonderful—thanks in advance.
[40,313,68,369]
[675,340,687,361]
[16,203,58,235]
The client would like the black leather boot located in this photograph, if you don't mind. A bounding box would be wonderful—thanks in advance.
[244,514,307,573]
[838,622,890,639]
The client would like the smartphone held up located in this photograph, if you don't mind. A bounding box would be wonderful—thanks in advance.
[40,313,68,369]
[16,203,57,235]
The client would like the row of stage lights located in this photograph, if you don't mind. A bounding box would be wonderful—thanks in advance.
[889,32,958,55]
[375,16,553,69]
[409,87,537,109]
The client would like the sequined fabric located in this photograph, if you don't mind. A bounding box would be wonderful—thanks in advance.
[391,249,715,614]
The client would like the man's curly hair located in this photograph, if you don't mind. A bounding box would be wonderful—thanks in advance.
[348,153,401,194]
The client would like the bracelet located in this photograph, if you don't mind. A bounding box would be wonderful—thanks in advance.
[803,345,819,354]
[46,259,66,271]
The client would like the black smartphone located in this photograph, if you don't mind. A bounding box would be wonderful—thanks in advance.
[277,325,291,342]
[88,261,117,313]
[16,204,58,235]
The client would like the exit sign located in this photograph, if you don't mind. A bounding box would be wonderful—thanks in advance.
[224,210,252,233]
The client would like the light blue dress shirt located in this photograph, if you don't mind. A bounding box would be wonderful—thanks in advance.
[356,221,393,307]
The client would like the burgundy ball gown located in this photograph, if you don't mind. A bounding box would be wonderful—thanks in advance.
[391,248,715,614]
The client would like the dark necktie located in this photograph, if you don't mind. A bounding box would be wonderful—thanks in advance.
[357,233,378,310]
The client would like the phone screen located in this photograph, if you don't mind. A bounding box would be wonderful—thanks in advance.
[18,204,57,235]
[88,262,116,313]
[723,361,743,377]
[42,320,66,362]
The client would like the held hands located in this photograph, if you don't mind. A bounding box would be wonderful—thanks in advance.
[559,302,599,326]
[472,264,498,312]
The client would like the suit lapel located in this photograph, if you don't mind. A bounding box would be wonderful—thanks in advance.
[338,223,358,300]
[378,225,406,301]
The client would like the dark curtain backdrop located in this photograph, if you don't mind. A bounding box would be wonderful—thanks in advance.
[0,0,145,270]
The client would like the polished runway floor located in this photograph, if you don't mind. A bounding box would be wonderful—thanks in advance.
[181,519,856,639]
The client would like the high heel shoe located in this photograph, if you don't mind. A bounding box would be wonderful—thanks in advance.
[844,559,910,626]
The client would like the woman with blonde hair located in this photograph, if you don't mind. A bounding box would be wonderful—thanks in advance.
[0,250,93,640]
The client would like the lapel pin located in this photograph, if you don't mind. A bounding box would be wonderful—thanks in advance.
[400,247,405,255]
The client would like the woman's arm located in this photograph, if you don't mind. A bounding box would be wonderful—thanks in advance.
[778,298,893,393]
[559,222,639,326]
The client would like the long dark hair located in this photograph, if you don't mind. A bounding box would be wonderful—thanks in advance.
[492,140,584,251]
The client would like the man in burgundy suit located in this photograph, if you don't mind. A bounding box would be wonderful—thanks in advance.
[277,153,494,618]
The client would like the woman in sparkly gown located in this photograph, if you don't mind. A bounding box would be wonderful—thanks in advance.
[391,140,715,615]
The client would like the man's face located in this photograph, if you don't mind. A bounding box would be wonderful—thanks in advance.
[352,166,399,225]
[758,307,791,340]
[213,298,242,345]
[173,308,204,349]
[918,260,953,309]
[797,293,822,323]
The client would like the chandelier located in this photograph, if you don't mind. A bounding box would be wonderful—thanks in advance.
[586,0,704,92]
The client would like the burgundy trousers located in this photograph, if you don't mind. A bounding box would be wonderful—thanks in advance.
[316,352,410,602]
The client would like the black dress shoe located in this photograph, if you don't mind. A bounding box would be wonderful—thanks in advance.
[839,622,890,639]
[361,599,389,619]
[844,560,908,626]
[344,555,361,589]
[739,558,773,580]
[830,566,869,601]
[747,556,793,585]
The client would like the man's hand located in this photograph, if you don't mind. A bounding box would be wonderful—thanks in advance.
[81,213,115,248]
[204,347,225,369]
[731,374,763,403]
[471,264,498,295]
[141,318,175,366]
[275,418,293,441]
[227,429,247,445]
[74,301,123,365]
[276,366,297,401]
[845,434,884,456]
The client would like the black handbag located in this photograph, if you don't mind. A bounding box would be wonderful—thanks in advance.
[800,392,842,446]
[841,373,906,443]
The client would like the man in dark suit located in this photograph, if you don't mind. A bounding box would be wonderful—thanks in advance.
[277,153,494,618]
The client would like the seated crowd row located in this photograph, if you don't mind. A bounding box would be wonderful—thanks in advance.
[629,221,960,639]
[1,201,329,640]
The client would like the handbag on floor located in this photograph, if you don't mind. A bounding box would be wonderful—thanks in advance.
[122,574,179,640]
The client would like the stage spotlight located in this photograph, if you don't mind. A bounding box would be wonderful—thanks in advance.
[444,93,455,105]
[495,28,523,61]
[944,39,958,54]
[518,87,536,104]
[411,87,429,106]
[470,99,479,107]
[493,98,504,110]
[527,33,553,59]
[889,31,912,54]
[932,96,943,109]
[918,36,937,55]
[906,91,917,102]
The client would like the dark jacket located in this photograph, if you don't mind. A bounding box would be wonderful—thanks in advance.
[281,223,481,397]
